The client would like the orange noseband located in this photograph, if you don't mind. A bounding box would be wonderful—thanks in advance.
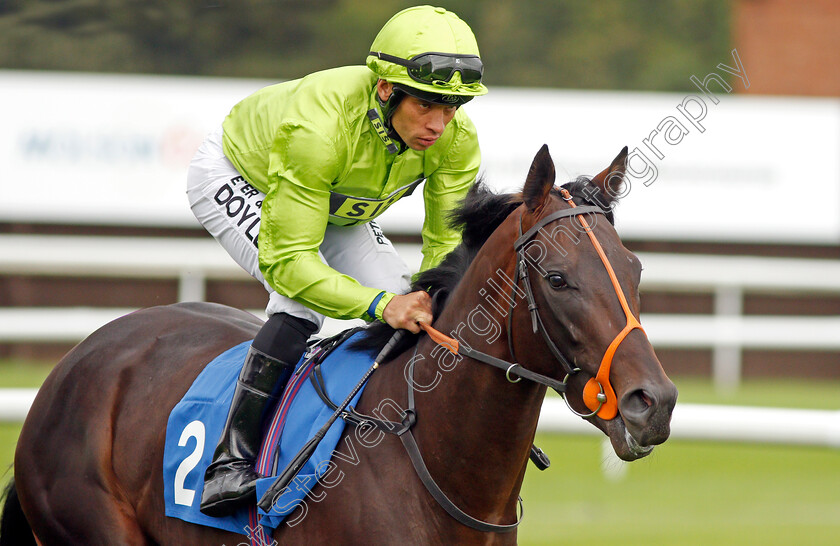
[418,190,646,422]
[560,189,645,419]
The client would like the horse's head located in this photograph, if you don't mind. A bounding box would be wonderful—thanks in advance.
[515,145,677,461]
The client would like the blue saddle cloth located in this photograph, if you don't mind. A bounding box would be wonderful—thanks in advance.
[162,330,372,537]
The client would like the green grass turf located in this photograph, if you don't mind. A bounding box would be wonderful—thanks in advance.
[0,360,55,388]
[524,377,840,544]
[1,363,838,544]
[666,376,840,410]
[517,435,839,546]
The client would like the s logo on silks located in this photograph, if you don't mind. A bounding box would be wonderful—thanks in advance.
[329,177,424,225]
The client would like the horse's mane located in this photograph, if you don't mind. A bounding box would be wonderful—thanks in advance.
[350,175,614,356]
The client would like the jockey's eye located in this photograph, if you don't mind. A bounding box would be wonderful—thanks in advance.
[545,272,568,289]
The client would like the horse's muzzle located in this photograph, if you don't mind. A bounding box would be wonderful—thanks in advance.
[619,381,678,448]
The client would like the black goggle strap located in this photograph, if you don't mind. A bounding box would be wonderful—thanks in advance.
[369,51,483,83]
[370,51,421,70]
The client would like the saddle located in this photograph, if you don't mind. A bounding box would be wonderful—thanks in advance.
[162,327,372,535]
[163,326,550,538]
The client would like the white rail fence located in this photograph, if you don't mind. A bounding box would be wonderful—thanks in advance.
[1,388,837,449]
[2,234,840,394]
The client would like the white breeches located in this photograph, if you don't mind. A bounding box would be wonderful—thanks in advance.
[186,126,412,330]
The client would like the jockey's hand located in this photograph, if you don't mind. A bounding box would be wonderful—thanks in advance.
[382,291,433,334]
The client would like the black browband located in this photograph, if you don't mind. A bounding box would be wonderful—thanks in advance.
[514,205,603,251]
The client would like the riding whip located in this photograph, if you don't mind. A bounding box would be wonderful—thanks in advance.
[257,328,407,513]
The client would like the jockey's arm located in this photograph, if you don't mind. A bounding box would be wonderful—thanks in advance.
[258,123,390,323]
[258,115,479,329]
[418,111,481,273]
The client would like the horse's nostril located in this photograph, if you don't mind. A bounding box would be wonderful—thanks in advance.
[621,384,676,447]
[624,388,655,417]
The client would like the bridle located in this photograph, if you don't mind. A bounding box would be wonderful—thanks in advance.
[310,188,649,534]
[424,188,647,420]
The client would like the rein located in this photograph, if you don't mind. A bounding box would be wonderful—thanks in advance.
[308,340,524,534]
[428,190,647,420]
[304,190,649,534]
[420,323,567,392]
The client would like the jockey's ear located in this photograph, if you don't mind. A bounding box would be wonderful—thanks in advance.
[590,146,629,206]
[376,79,394,102]
[522,144,555,212]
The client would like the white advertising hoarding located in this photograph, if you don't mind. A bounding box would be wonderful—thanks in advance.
[1,70,838,244]
[0,70,268,227]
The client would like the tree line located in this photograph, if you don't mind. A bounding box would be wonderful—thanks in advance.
[0,0,731,91]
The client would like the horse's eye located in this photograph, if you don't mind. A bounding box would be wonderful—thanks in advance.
[546,272,567,289]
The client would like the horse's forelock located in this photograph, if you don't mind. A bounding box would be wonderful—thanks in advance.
[556,178,616,225]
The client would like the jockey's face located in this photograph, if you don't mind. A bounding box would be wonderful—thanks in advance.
[377,81,457,151]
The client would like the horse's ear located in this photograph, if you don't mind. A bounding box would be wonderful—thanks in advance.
[523,144,556,212]
[590,146,629,205]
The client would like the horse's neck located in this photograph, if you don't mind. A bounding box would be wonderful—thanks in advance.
[400,228,545,522]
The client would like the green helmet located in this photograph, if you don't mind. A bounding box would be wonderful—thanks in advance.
[367,5,488,106]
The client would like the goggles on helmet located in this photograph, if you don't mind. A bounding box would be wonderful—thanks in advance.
[369,51,484,87]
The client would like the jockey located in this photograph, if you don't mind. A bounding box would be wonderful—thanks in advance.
[186,5,487,516]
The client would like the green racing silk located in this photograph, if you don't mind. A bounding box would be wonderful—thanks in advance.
[329,176,424,224]
[221,66,481,321]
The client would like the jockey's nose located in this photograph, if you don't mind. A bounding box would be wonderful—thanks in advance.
[427,109,447,135]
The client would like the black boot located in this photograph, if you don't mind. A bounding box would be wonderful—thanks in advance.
[199,313,317,517]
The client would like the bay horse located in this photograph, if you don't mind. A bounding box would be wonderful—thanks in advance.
[2,145,676,545]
